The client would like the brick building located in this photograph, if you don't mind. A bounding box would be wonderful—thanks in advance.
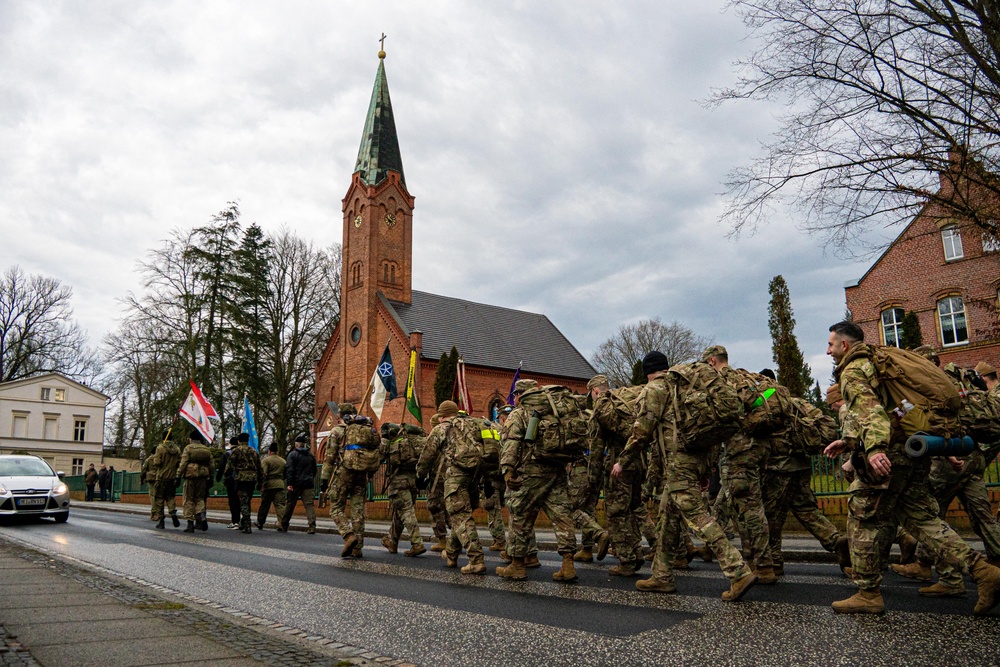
[313,51,595,450]
[844,158,1000,369]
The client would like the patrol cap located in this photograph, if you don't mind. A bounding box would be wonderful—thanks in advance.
[641,351,670,376]
[513,379,538,394]
[587,374,609,390]
[338,403,357,416]
[437,400,459,419]
[976,361,997,377]
[825,384,842,407]
[701,345,728,362]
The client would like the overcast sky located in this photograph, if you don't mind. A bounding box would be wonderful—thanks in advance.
[1,1,883,386]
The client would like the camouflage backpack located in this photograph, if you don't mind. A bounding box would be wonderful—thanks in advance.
[383,423,425,470]
[519,385,590,463]
[722,367,793,437]
[944,364,1000,444]
[784,397,839,456]
[445,414,486,471]
[593,385,643,443]
[341,416,382,472]
[477,419,502,468]
[664,362,744,453]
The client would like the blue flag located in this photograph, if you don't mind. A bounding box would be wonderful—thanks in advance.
[506,366,521,405]
[242,395,259,451]
[369,344,398,418]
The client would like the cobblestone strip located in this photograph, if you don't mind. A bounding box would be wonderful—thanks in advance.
[0,624,41,667]
[0,538,417,667]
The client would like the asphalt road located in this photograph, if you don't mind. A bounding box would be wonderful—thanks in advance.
[2,508,999,666]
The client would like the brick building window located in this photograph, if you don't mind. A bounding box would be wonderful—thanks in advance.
[941,225,964,261]
[381,260,398,285]
[880,308,904,347]
[350,261,363,286]
[937,296,968,346]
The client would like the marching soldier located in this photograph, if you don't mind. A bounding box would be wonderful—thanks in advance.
[176,429,215,533]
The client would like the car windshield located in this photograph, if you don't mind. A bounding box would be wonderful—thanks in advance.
[0,458,54,477]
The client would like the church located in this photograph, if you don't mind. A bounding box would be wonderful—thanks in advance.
[313,49,596,441]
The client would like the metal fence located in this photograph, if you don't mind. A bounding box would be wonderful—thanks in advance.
[62,454,1000,503]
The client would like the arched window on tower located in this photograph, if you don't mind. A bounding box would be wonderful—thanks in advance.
[381,260,398,285]
[351,261,363,286]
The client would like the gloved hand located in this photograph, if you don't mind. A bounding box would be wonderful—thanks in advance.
[504,472,522,491]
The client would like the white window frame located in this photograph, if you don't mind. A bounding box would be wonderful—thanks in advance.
[43,415,58,440]
[938,296,969,347]
[942,225,964,261]
[72,458,83,476]
[73,419,87,442]
[881,308,905,347]
[11,413,27,438]
[40,387,51,401]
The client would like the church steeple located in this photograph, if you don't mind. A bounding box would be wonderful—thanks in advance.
[354,52,405,188]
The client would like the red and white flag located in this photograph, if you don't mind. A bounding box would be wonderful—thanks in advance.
[453,356,471,413]
[179,381,217,442]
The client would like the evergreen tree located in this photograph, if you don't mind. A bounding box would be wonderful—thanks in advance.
[767,275,813,398]
[229,223,273,424]
[900,311,924,349]
[630,359,647,386]
[434,347,459,407]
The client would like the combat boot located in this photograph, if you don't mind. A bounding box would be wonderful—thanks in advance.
[609,561,639,577]
[497,557,527,580]
[755,566,778,585]
[170,511,180,528]
[430,538,447,553]
[155,517,165,529]
[970,556,1000,615]
[552,554,578,582]
[499,549,513,564]
[774,564,785,577]
[636,577,677,593]
[689,546,713,563]
[573,547,594,563]
[834,535,851,571]
[461,554,486,575]
[199,519,208,531]
[442,550,458,568]
[306,525,316,535]
[342,532,359,557]
[673,557,690,570]
[524,554,541,568]
[404,544,426,557]
[919,582,966,597]
[489,540,504,552]
[184,521,195,533]
[352,544,363,558]
[722,572,758,602]
[898,532,918,564]
[891,561,933,582]
[595,531,611,561]
[832,588,884,614]
[382,535,398,554]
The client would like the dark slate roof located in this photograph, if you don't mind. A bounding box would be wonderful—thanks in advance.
[354,58,406,188]
[381,290,597,380]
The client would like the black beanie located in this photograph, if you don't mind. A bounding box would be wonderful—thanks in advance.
[642,351,670,376]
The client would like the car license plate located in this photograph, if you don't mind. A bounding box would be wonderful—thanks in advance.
[17,498,45,507]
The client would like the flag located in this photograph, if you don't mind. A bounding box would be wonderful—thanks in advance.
[506,364,521,405]
[404,348,422,423]
[242,395,259,451]
[179,381,217,443]
[369,344,398,419]
[453,356,471,413]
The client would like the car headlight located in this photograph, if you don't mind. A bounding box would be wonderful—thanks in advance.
[0,484,7,495]
[53,483,68,495]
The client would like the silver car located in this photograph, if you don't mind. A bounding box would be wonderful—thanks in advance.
[0,455,70,522]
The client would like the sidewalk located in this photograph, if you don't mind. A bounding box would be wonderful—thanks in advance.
[75,499,986,562]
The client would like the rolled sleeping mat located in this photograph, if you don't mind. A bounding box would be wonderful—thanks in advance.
[904,433,975,458]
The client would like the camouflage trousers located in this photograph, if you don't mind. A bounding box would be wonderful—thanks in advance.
[604,468,643,563]
[641,499,658,548]
[444,468,483,559]
[256,487,286,528]
[914,457,1000,587]
[568,461,601,549]
[712,453,738,538]
[426,473,449,542]
[282,487,315,529]
[181,477,209,521]
[654,450,750,584]
[847,457,979,591]
[386,471,424,548]
[236,481,256,530]
[507,462,578,557]
[482,471,507,548]
[150,479,177,520]
[762,468,841,568]
[725,436,772,570]
[330,469,368,539]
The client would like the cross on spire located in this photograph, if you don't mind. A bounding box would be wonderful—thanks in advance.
[379,33,387,51]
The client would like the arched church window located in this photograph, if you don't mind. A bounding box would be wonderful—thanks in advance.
[351,261,363,286]
[381,260,398,285]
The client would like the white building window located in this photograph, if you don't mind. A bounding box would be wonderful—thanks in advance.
[881,308,905,347]
[73,419,87,442]
[43,416,58,440]
[12,414,27,438]
[942,226,964,261]
[54,388,66,402]
[938,296,969,346]
[72,458,83,476]
[40,387,51,401]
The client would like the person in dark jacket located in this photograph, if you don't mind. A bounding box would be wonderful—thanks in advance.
[217,438,241,528]
[84,464,98,501]
[281,434,317,534]
[98,465,110,501]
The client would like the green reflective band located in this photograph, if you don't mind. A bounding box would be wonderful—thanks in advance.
[752,387,776,409]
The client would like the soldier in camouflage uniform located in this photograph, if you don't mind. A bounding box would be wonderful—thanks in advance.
[320,404,353,510]
[422,413,451,553]
[568,385,602,561]
[483,406,513,551]
[615,351,757,601]
[176,429,214,533]
[141,456,156,520]
[256,443,286,530]
[643,436,711,570]
[225,433,263,534]
[149,433,181,529]
[380,422,426,557]
[823,321,1000,614]
[329,405,379,556]
[702,345,776,583]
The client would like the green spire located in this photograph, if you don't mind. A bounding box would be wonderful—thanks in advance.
[354,55,405,188]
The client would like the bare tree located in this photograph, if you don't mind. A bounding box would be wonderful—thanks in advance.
[591,318,711,387]
[715,0,1000,250]
[0,266,101,383]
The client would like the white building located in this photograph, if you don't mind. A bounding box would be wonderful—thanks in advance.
[0,373,108,475]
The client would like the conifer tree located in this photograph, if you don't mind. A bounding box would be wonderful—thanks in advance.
[767,275,813,398]
[630,359,647,386]
[900,311,924,349]
[434,347,459,407]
